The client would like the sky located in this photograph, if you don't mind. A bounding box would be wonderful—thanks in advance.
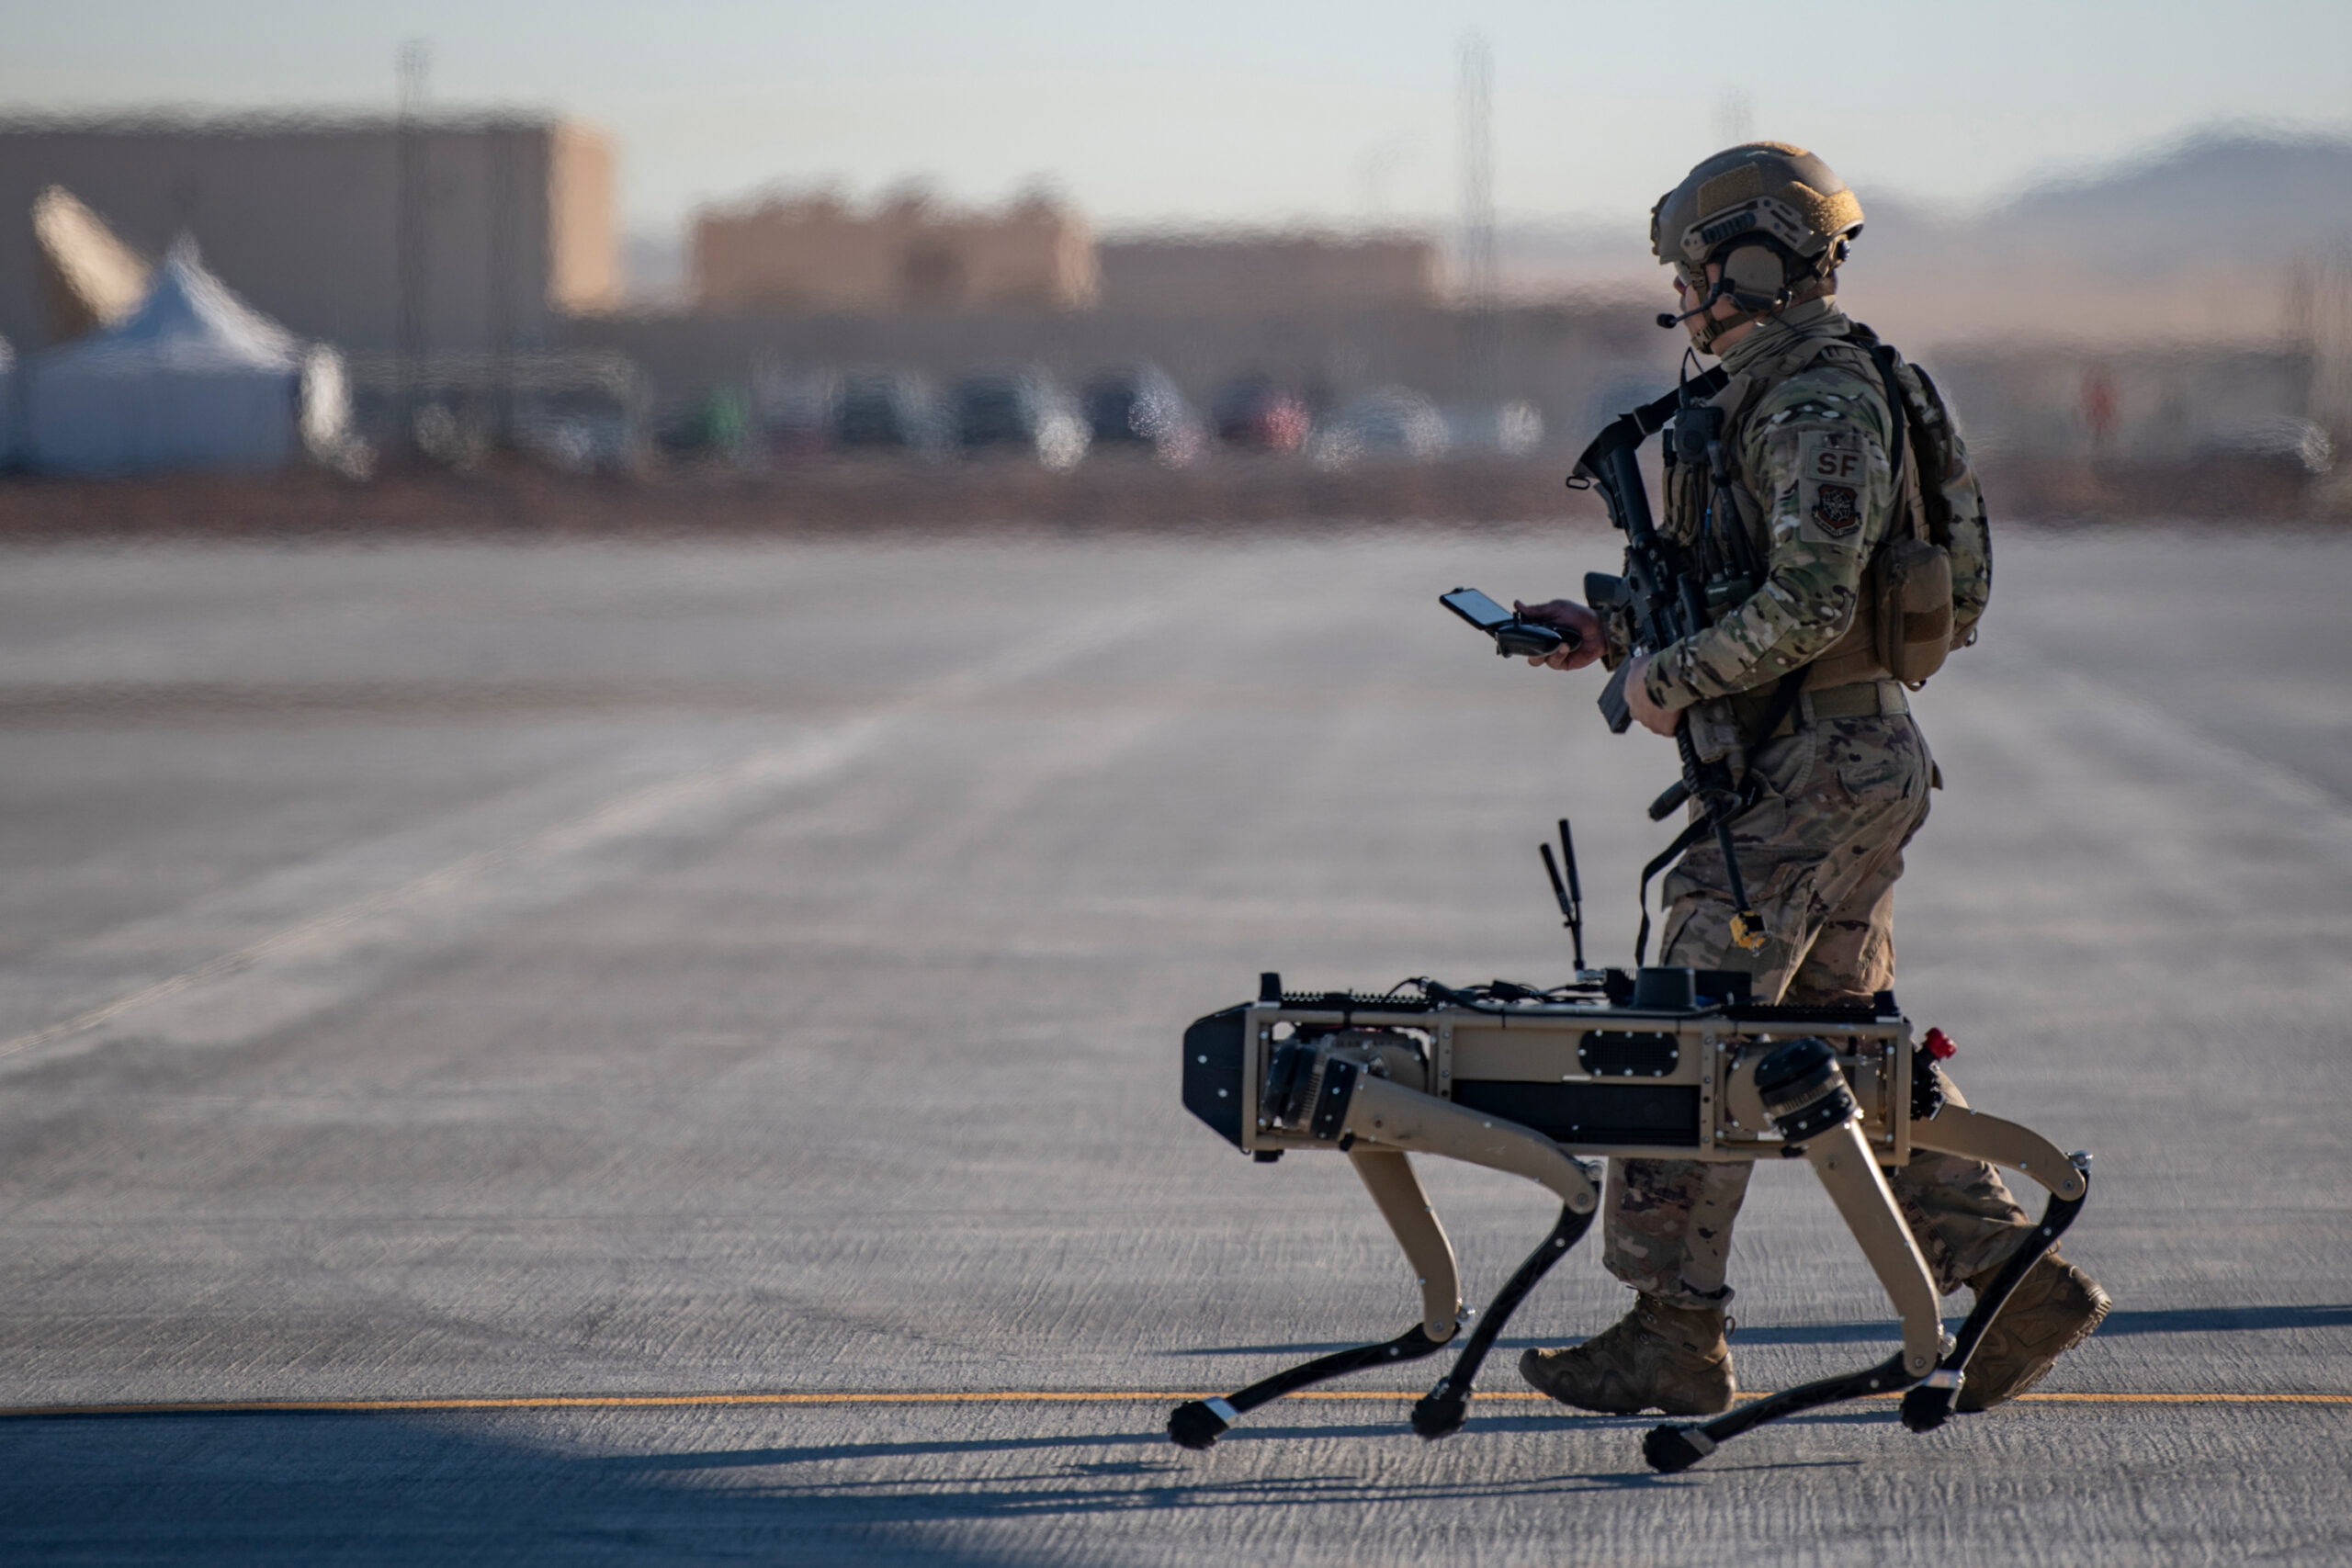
[6,0,2350,243]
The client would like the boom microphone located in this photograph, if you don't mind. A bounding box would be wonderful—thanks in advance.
[1657,282,1790,330]
[1657,276,1729,330]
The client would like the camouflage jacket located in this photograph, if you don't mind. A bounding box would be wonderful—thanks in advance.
[1637,299,1986,710]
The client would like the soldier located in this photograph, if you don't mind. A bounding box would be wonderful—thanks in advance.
[1511,143,2109,1417]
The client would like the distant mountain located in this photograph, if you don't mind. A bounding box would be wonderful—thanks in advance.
[2003,127,2352,271]
[1498,125,2352,293]
[1862,127,2352,276]
[1480,127,2352,344]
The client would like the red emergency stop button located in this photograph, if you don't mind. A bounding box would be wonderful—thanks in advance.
[1922,1027,1957,1061]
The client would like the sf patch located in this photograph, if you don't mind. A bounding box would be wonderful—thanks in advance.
[1794,426,1877,543]
[1813,482,1860,530]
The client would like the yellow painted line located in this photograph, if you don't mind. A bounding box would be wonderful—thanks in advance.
[0,1393,1208,1418]
[2008,1392,2352,1404]
[0,1389,2346,1420]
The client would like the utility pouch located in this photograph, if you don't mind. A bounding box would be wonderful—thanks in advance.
[1685,696,1746,767]
[1863,340,1957,688]
[1874,535,1953,685]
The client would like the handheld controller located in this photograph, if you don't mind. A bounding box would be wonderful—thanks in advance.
[1441,587,1577,659]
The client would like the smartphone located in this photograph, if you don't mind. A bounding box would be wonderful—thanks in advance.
[1441,586,1517,632]
[1441,587,1575,658]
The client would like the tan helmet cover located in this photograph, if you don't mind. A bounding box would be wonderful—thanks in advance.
[1651,141,1865,285]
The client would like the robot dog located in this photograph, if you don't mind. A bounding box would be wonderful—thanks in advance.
[1168,834,2088,1472]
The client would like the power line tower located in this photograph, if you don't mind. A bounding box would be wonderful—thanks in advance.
[2290,245,2352,439]
[1458,32,1498,406]
[395,39,432,457]
[1713,87,1755,149]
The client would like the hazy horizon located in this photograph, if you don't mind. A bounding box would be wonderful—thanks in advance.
[8,0,2351,243]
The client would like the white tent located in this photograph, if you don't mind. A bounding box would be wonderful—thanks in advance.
[23,239,348,477]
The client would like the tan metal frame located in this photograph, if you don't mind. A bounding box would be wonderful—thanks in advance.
[1241,998,2084,1383]
[1241,1003,1912,1163]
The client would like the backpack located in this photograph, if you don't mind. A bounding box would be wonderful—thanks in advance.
[1854,330,1992,683]
[1705,323,1991,690]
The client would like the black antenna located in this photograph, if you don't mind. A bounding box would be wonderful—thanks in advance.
[1539,818,1587,972]
[1561,818,1588,972]
[1562,819,1584,921]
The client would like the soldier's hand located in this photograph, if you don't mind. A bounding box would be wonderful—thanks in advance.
[1513,600,1603,671]
[1623,654,1681,737]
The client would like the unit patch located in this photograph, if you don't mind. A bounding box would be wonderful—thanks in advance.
[1812,483,1860,531]
[1793,427,1876,543]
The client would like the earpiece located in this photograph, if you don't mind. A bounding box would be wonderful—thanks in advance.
[1719,243,1791,310]
[1653,241,1810,332]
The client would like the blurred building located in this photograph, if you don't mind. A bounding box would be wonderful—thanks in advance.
[1097,232,1442,314]
[0,116,619,355]
[694,189,1096,313]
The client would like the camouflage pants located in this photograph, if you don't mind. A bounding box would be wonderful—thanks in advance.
[1602,713,2035,1310]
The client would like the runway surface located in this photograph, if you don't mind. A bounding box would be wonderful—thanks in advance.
[0,525,2346,1564]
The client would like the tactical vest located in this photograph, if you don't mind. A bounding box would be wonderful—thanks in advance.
[1662,321,1990,704]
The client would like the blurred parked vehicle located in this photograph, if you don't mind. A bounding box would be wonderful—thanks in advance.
[1309,387,1451,468]
[0,334,14,470]
[511,390,643,474]
[1082,364,1205,465]
[752,366,838,457]
[2192,415,2334,479]
[835,371,949,454]
[345,350,644,472]
[1445,400,1545,456]
[951,371,1089,469]
[1211,375,1313,452]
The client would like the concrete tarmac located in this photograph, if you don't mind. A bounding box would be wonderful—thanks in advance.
[0,525,2346,1564]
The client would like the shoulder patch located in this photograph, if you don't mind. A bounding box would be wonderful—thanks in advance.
[1796,427,1871,542]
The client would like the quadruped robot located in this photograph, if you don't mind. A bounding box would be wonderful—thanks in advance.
[1169,827,2090,1473]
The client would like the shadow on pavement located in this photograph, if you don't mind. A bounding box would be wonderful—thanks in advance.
[1179,1303,2352,1355]
[0,1404,1883,1559]
[0,1414,1038,1567]
[1731,1303,2352,1346]
[10,1302,2333,1563]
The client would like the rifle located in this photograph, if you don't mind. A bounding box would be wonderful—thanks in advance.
[1569,370,1769,959]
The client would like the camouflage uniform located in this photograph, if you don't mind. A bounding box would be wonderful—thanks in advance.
[1601,297,2035,1311]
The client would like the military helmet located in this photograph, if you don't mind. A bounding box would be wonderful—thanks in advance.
[1651,141,1865,295]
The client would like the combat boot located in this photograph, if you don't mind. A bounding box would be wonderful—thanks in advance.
[1519,1294,1735,1416]
[1956,1251,2111,1412]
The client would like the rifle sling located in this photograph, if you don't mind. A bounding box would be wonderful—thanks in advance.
[1867,344,1909,484]
[1635,814,1717,966]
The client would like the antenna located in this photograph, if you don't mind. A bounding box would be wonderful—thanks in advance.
[1539,818,1587,974]
[1713,85,1754,147]
[1457,32,1498,405]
